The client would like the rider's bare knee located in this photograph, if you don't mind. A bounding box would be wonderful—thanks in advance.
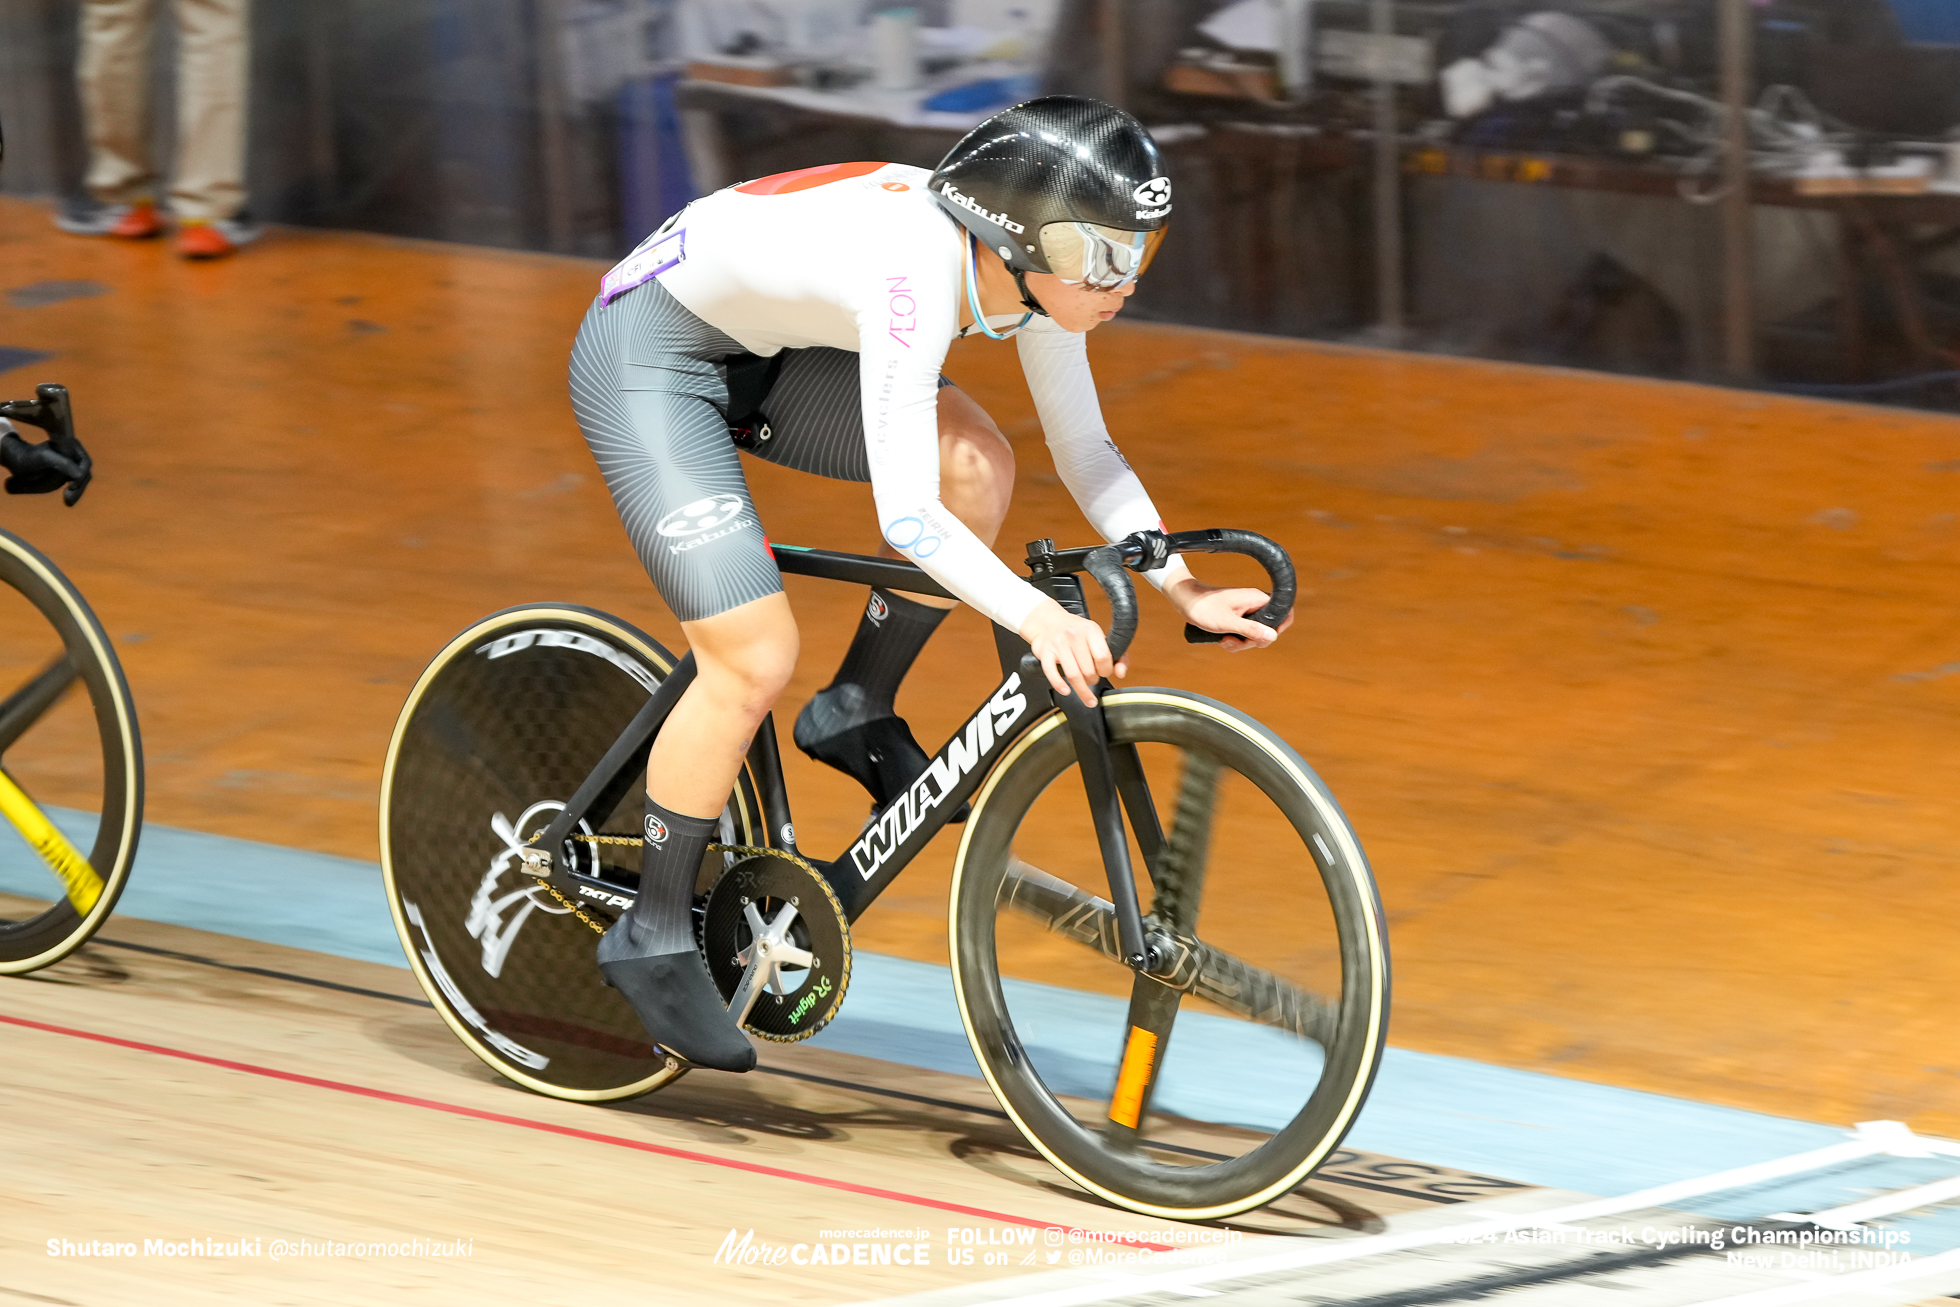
[939,405,1015,521]
[697,627,797,719]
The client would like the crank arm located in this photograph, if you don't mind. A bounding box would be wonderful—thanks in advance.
[722,901,809,1029]
[725,953,768,1028]
[1002,859,1337,1045]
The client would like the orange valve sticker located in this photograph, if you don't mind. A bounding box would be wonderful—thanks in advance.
[1108,1026,1160,1129]
[0,769,102,913]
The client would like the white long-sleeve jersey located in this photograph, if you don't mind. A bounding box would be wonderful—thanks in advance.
[627,160,1183,632]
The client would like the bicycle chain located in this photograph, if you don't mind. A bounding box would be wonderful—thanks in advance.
[521,832,824,937]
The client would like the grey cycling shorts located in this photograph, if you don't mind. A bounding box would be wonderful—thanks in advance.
[567,276,947,622]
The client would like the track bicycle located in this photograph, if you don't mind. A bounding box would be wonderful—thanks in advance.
[380,527,1389,1219]
[0,384,144,975]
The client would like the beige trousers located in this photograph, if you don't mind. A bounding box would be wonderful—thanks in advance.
[76,0,249,222]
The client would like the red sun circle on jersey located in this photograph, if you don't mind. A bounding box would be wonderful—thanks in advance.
[881,182,910,192]
[736,161,889,196]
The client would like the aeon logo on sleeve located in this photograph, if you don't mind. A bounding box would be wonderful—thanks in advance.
[656,495,750,554]
[886,276,916,349]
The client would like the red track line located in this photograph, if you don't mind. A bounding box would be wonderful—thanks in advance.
[1,1012,1175,1250]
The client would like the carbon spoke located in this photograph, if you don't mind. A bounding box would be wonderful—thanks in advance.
[0,765,104,912]
[1002,858,1122,956]
[1001,859,1337,1046]
[0,653,77,757]
[1155,750,1221,933]
[1104,974,1181,1148]
[1110,742,1169,876]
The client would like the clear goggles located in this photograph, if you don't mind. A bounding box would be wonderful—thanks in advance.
[1037,221,1167,291]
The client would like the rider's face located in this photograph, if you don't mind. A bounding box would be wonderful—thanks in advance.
[1022,272,1137,333]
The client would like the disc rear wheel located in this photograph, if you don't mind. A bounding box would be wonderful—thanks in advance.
[380,605,764,1101]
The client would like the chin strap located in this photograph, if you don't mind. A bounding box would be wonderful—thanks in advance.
[1011,267,1051,318]
[964,235,1033,340]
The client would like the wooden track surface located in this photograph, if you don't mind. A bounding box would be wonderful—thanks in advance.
[0,194,1955,1156]
[4,910,1488,1303]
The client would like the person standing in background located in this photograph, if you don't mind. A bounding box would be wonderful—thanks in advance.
[54,0,259,260]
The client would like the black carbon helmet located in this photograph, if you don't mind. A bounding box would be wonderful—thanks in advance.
[930,96,1171,284]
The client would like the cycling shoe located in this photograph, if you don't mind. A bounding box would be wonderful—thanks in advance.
[597,915,754,1073]
[794,707,969,821]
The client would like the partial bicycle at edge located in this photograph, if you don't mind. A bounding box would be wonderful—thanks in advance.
[0,383,145,977]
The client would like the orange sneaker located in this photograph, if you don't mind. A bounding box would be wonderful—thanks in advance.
[53,202,161,238]
[177,221,233,259]
[176,217,263,260]
[111,204,162,238]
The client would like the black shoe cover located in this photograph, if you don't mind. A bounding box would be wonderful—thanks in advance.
[597,916,754,1073]
[793,709,971,821]
[794,710,926,803]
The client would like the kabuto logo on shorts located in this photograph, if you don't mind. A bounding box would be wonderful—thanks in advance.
[866,593,889,625]
[656,495,745,539]
[644,813,669,845]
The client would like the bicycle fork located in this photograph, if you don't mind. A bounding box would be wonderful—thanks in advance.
[1025,552,1165,974]
[1049,671,1158,968]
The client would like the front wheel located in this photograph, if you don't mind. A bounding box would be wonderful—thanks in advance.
[948,688,1389,1220]
[0,528,142,976]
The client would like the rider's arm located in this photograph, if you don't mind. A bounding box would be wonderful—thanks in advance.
[1014,317,1194,592]
[1017,319,1286,649]
[857,289,1046,634]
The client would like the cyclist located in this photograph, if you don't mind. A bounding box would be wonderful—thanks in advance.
[568,95,1290,1072]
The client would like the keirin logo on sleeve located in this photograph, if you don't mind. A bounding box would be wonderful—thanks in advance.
[644,814,669,845]
[657,495,745,538]
[657,495,753,554]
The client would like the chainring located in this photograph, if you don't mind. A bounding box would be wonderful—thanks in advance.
[702,854,851,1042]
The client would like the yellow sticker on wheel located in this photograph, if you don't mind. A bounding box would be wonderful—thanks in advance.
[0,768,102,913]
[1108,1025,1160,1129]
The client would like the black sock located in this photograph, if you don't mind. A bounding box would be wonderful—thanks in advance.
[621,796,718,955]
[799,587,949,739]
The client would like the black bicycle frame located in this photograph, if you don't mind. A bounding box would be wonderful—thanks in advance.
[531,529,1293,971]
[532,547,1066,920]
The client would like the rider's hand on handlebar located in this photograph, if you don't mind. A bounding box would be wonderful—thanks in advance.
[1019,599,1125,708]
[1167,578,1295,651]
[0,424,91,505]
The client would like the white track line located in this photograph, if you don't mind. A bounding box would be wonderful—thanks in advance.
[1799,1172,1960,1229]
[1679,1246,1960,1306]
[982,1137,1886,1307]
